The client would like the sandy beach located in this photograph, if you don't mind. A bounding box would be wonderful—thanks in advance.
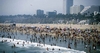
[0,23,100,31]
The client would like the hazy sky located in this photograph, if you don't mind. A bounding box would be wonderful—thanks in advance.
[0,0,100,15]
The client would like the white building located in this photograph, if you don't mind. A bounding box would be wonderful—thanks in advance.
[78,20,89,25]
[70,5,84,14]
[80,6,100,16]
[94,11,100,15]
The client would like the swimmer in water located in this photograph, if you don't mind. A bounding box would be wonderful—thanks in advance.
[46,47,49,51]
[59,49,60,51]
[3,51,5,53]
[52,48,54,51]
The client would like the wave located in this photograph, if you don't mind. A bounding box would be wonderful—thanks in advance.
[0,37,86,53]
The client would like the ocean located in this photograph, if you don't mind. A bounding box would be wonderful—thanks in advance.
[0,30,100,53]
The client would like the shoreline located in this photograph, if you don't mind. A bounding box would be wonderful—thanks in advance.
[0,37,86,53]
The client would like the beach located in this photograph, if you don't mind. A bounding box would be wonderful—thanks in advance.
[0,23,100,30]
[0,23,100,53]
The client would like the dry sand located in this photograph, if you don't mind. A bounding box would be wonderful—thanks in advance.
[0,23,100,31]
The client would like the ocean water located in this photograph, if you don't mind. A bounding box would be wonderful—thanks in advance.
[0,38,85,53]
[0,31,100,53]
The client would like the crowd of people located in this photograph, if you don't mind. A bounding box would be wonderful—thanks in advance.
[0,24,100,53]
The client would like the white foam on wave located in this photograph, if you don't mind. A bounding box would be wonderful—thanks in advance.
[0,37,86,53]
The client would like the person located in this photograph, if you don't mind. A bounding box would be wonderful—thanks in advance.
[3,51,5,53]
[22,42,25,46]
[52,48,54,51]
[74,41,77,48]
[2,35,4,38]
[13,44,16,48]
[85,44,88,49]
[46,47,49,51]
[59,49,60,51]
[37,44,38,46]
[88,46,91,53]
[68,43,71,49]
[11,44,16,48]
[17,42,19,44]
[14,51,16,53]
[1,40,3,43]
[92,44,96,50]
[51,44,52,46]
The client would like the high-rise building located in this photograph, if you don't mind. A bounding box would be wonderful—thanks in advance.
[70,5,84,14]
[99,6,100,12]
[46,10,57,18]
[36,9,44,16]
[63,0,73,14]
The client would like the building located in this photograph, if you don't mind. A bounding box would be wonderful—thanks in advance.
[94,11,100,15]
[46,10,57,18]
[78,20,89,25]
[80,6,100,16]
[70,5,84,14]
[36,9,44,16]
[63,0,73,14]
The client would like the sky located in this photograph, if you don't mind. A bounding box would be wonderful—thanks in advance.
[0,0,100,15]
